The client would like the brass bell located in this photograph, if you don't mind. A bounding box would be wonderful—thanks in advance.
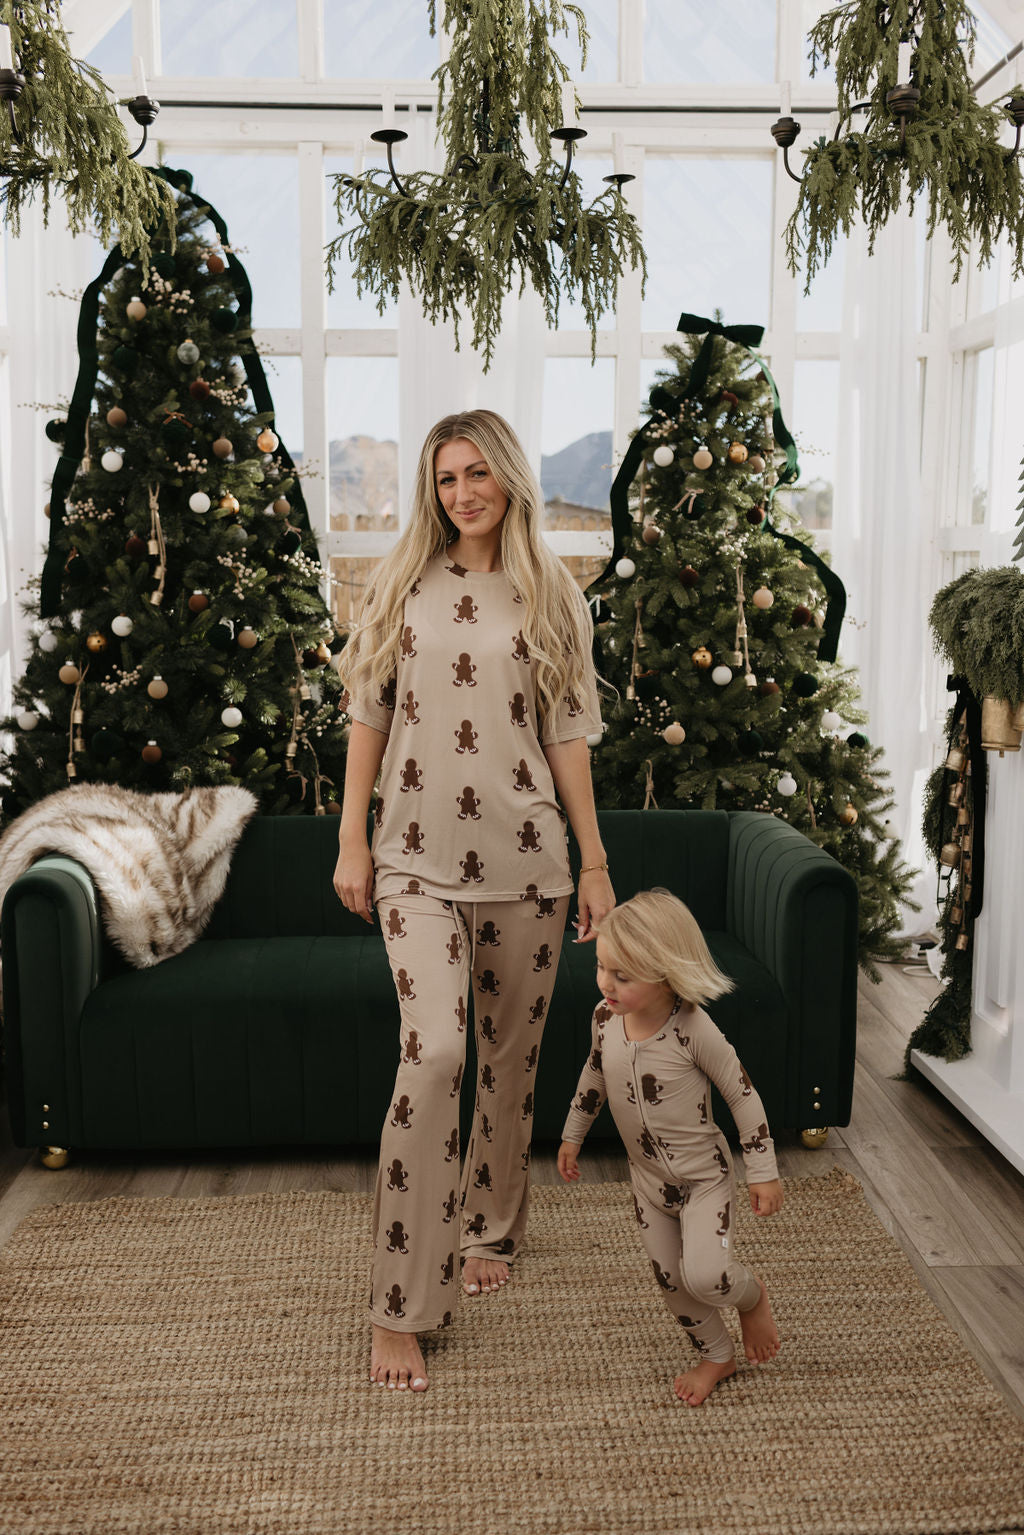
[955,932,970,951]
[956,806,970,825]
[950,905,963,923]
[945,746,965,771]
[947,781,963,806]
[939,842,961,868]
[960,831,972,854]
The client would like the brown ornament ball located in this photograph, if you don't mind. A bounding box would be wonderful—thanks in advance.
[106,406,128,429]
[324,800,342,816]
[272,496,290,516]
[662,721,686,746]
[125,534,147,558]
[840,802,859,826]
[727,442,748,464]
[126,298,148,321]
[43,500,51,518]
[747,453,766,474]
[58,661,82,684]
[85,632,108,653]
[256,428,280,454]
[141,740,163,764]
[147,676,169,699]
[691,646,713,670]
[237,627,259,649]
[791,604,813,627]
[189,378,212,400]
[679,565,700,588]
[188,591,210,613]
[759,678,781,697]
[206,253,226,275]
[212,437,234,459]
[746,504,766,525]
[641,522,663,545]
[692,447,713,471]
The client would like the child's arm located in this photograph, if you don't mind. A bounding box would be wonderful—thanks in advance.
[558,1141,582,1182]
[749,1180,783,1216]
[687,1011,782,1202]
[559,1011,608,1155]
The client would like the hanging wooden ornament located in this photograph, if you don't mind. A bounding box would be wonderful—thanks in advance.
[148,486,167,606]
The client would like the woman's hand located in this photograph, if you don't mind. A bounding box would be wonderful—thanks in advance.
[573,867,615,943]
[557,1141,582,1182]
[333,839,375,924]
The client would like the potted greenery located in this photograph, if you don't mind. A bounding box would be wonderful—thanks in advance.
[930,567,1024,753]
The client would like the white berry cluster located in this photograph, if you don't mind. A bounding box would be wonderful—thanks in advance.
[211,385,249,408]
[215,552,259,598]
[99,663,144,695]
[64,498,115,525]
[632,694,672,735]
[172,454,209,475]
[278,549,321,582]
[147,274,175,299]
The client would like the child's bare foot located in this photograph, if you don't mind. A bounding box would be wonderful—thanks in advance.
[674,1357,736,1406]
[462,1255,510,1295]
[369,1325,428,1390]
[739,1276,780,1364]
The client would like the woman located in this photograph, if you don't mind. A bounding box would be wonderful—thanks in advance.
[334,409,614,1392]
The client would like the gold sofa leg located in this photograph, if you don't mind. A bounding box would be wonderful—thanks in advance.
[800,1127,830,1149]
[39,1146,71,1169]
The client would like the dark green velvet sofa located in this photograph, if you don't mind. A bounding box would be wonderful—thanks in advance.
[1,809,857,1165]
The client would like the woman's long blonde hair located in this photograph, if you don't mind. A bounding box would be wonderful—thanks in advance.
[339,410,595,726]
[596,890,734,1008]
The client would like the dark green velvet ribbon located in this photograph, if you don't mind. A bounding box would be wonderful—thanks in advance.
[40,166,315,618]
[588,309,845,664]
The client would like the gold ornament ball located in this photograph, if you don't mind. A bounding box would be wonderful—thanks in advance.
[692,447,713,471]
[752,586,775,609]
[141,740,163,763]
[219,493,240,513]
[85,632,108,653]
[147,676,169,700]
[727,442,748,464]
[58,661,81,684]
[256,428,280,453]
[315,641,332,664]
[641,522,663,545]
[126,297,148,321]
[188,591,210,613]
[106,406,128,429]
[840,802,858,826]
[691,646,713,670]
[662,721,686,746]
[212,437,234,459]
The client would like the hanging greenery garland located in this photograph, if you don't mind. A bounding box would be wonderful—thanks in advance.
[325,0,646,369]
[786,0,1024,288]
[0,1,174,262]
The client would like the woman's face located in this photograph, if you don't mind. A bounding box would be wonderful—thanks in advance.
[434,437,510,545]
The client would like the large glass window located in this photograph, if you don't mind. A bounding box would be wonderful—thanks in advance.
[791,360,840,531]
[83,9,132,75]
[644,0,776,83]
[324,0,437,79]
[556,155,616,330]
[969,346,994,526]
[161,0,298,77]
[261,356,303,460]
[326,357,399,530]
[324,153,399,328]
[557,0,618,83]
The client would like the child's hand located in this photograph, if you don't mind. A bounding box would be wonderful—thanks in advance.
[557,1141,582,1182]
[749,1179,783,1216]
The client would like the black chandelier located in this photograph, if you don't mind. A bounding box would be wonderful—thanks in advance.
[0,35,159,167]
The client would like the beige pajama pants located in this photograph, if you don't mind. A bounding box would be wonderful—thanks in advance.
[630,1155,762,1364]
[369,888,570,1333]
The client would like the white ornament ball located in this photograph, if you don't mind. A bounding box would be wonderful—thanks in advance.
[662,721,686,746]
[221,706,243,728]
[821,710,842,733]
[711,664,733,687]
[586,729,604,747]
[38,630,58,653]
[16,711,39,730]
[652,444,675,468]
[777,772,798,797]
[189,491,212,514]
[111,614,134,637]
[752,586,774,609]
[615,557,636,579]
[101,450,124,473]
[177,339,201,365]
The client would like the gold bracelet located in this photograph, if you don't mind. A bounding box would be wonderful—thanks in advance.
[579,862,608,874]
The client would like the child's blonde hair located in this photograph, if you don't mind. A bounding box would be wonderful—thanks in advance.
[595,889,734,1007]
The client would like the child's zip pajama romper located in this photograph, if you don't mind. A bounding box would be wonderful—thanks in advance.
[562,999,779,1362]
[347,552,601,1333]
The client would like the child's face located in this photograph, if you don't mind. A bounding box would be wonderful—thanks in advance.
[595,937,673,1017]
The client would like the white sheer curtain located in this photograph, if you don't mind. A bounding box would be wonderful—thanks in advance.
[397,111,547,523]
[832,210,934,929]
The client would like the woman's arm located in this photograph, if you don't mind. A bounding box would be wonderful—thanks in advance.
[334,720,388,922]
[542,735,615,941]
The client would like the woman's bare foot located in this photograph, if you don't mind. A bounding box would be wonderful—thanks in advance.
[369,1325,428,1390]
[739,1276,781,1364]
[462,1254,510,1295]
[674,1357,736,1406]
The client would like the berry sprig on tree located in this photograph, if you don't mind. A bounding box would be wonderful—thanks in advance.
[1,170,348,818]
[588,322,915,973]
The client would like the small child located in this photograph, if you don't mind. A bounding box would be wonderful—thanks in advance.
[558,889,784,1407]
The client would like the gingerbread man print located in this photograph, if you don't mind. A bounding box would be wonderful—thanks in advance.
[447,931,462,965]
[522,1090,534,1120]
[509,692,529,727]
[402,822,424,855]
[457,786,481,820]
[651,1261,677,1292]
[633,1193,649,1229]
[528,995,546,1024]
[563,689,583,717]
[399,877,422,896]
[450,1063,464,1098]
[442,1190,458,1224]
[453,594,478,623]
[373,796,385,830]
[459,850,485,883]
[444,1127,459,1162]
[379,677,397,713]
[575,1087,601,1116]
[455,720,479,754]
[517,819,541,853]
[395,968,416,1000]
[402,689,420,725]
[480,1112,494,1141]
[479,1015,497,1043]
[480,1063,496,1094]
[454,995,467,1032]
[473,1163,492,1191]
[391,1095,414,1128]
[440,1252,456,1285]
[386,908,406,940]
[660,1183,685,1209]
[524,1043,538,1072]
[477,919,500,946]
[386,1159,408,1192]
[384,1284,406,1319]
[641,1074,664,1105]
[477,968,500,996]
[532,943,552,971]
[400,625,417,659]
[446,560,468,579]
[385,1221,409,1254]
[739,1065,753,1097]
[399,758,423,792]
[713,1144,729,1175]
[452,652,477,686]
[512,630,530,662]
[717,1202,731,1237]
[742,1123,771,1155]
[402,1030,422,1065]
[464,1213,487,1239]
[513,759,536,791]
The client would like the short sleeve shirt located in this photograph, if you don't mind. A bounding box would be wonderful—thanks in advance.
[346,552,601,901]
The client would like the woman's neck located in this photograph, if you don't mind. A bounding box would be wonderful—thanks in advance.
[447,532,503,573]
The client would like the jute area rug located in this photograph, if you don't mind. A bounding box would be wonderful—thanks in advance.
[1,1168,1022,1535]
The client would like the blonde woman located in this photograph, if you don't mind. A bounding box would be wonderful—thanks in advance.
[558,889,783,1407]
[334,410,614,1392]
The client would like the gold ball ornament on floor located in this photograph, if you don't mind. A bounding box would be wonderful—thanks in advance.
[141,741,163,763]
[58,661,81,684]
[840,802,859,826]
[691,647,713,669]
[106,406,128,429]
[212,437,234,459]
[727,442,748,463]
[147,677,169,700]
[800,1127,829,1149]
[692,447,713,471]
[85,632,108,653]
[256,428,280,453]
[39,1146,71,1169]
[662,722,686,745]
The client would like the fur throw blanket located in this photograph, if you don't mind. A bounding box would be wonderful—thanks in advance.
[0,784,258,968]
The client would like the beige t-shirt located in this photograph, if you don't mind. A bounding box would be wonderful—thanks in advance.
[347,552,602,901]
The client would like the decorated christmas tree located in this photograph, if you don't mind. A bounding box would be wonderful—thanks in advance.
[1,169,347,818]
[587,316,915,972]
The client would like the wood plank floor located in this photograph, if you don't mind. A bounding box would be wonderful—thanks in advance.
[3,958,1023,1422]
